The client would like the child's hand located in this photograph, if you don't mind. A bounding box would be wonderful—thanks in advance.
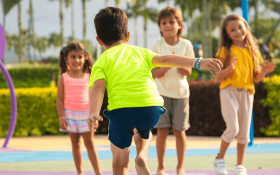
[229,57,237,71]
[200,58,223,74]
[262,60,276,74]
[59,119,68,130]
[87,114,103,130]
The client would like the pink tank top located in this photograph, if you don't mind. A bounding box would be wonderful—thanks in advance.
[63,72,90,111]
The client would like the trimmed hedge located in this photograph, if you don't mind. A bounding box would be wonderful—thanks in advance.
[0,81,274,137]
[0,88,60,137]
[260,75,280,136]
[98,80,272,137]
[0,65,59,88]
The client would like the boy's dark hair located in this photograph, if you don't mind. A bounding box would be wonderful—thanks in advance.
[59,42,93,75]
[157,7,184,37]
[94,7,128,46]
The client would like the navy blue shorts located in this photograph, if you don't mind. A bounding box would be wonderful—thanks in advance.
[104,106,166,149]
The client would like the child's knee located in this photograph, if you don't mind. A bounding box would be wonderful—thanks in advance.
[84,140,94,150]
[236,133,250,144]
[172,128,185,138]
[222,127,239,143]
[71,138,81,148]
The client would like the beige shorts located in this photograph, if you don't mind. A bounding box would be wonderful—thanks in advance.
[220,86,254,144]
[155,96,190,131]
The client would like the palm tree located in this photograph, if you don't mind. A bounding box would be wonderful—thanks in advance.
[1,0,20,30]
[125,0,157,47]
[28,0,37,61]
[125,1,141,46]
[260,0,280,44]
[139,2,157,48]
[18,0,22,63]
[49,0,67,46]
[65,0,74,39]
[81,0,92,44]
[59,0,64,46]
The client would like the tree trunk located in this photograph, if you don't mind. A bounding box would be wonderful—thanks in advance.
[30,0,37,61]
[144,19,147,48]
[18,1,22,63]
[134,17,138,46]
[60,0,64,47]
[71,0,75,38]
[3,15,5,31]
[28,0,31,62]
[82,0,86,44]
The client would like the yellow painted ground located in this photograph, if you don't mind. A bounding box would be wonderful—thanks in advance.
[1,135,280,151]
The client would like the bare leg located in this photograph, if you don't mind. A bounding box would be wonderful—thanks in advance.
[69,132,83,175]
[237,143,246,165]
[110,142,130,175]
[82,131,102,175]
[173,129,187,175]
[155,128,169,175]
[217,139,230,159]
[134,129,151,175]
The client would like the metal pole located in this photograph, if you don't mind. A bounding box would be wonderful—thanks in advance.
[241,0,254,146]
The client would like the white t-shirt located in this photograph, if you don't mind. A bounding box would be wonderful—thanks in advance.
[151,37,194,99]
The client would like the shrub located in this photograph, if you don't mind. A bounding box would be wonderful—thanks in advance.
[260,75,280,136]
[150,80,271,137]
[0,64,59,88]
[0,88,61,137]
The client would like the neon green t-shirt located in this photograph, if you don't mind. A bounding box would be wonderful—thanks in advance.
[89,44,163,111]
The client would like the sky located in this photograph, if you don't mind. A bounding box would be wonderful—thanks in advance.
[0,0,276,63]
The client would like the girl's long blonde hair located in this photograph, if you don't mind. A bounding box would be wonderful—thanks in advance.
[217,14,260,73]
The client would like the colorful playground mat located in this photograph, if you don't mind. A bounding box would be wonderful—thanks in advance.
[0,135,280,175]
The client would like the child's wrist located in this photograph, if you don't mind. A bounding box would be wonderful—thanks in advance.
[59,116,65,120]
[193,58,202,70]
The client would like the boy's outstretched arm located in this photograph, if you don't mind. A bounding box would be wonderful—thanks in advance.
[87,79,105,130]
[152,55,223,74]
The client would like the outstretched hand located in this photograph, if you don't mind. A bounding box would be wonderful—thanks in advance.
[200,58,223,74]
[87,114,103,130]
[262,60,276,74]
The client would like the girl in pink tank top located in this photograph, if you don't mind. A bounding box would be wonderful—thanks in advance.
[56,42,102,175]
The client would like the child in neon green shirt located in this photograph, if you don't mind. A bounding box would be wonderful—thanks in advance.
[87,7,222,175]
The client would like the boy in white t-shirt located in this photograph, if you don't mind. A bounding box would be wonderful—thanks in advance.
[151,7,194,175]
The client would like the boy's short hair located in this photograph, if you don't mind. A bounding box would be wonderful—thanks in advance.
[94,7,128,46]
[157,7,184,37]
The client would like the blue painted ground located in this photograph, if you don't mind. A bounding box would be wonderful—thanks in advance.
[0,143,280,163]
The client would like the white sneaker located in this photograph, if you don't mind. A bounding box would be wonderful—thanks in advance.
[234,165,247,175]
[213,158,228,175]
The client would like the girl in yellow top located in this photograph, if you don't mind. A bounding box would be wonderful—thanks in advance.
[214,14,275,175]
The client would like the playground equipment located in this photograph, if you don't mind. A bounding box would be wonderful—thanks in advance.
[0,23,17,148]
